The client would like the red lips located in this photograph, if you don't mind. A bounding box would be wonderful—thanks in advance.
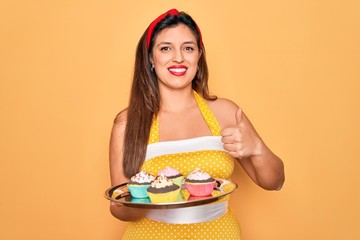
[168,65,188,76]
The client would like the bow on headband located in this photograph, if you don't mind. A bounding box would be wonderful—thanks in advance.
[145,9,203,50]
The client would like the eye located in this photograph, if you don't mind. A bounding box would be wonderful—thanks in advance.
[160,46,171,51]
[184,46,195,52]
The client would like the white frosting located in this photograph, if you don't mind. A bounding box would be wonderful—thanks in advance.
[187,168,211,181]
[151,175,174,188]
[130,171,155,183]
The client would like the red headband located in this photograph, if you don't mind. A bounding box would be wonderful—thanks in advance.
[146,9,203,50]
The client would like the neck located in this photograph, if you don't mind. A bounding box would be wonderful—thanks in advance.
[159,88,196,113]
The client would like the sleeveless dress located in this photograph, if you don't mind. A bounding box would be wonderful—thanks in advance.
[122,91,242,240]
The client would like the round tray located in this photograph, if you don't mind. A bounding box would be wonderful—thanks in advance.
[104,179,237,209]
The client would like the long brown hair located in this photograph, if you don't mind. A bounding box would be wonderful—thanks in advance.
[122,11,216,178]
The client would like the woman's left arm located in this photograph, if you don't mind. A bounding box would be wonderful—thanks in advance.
[221,107,285,190]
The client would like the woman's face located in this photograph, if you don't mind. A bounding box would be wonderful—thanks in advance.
[150,24,201,91]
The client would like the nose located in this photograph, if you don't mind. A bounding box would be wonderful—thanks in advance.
[172,48,184,63]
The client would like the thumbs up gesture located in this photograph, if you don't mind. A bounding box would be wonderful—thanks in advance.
[221,108,263,159]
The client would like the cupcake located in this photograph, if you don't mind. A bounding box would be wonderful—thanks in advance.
[158,166,184,187]
[184,168,216,196]
[131,197,151,203]
[127,171,155,198]
[146,175,181,203]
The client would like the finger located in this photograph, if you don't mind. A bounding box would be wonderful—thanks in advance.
[220,127,238,137]
[221,135,235,144]
[223,142,242,152]
[222,133,242,144]
[236,108,243,126]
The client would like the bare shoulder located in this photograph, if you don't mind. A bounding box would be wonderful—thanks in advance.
[113,108,128,130]
[110,108,128,141]
[206,97,239,128]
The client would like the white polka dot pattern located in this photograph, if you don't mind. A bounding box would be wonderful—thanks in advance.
[148,114,159,144]
[123,91,241,239]
[123,208,241,239]
[142,150,234,179]
[193,91,221,136]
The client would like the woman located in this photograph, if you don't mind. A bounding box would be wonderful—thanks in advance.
[109,9,285,239]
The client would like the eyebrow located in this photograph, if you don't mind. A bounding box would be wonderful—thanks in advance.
[157,41,197,46]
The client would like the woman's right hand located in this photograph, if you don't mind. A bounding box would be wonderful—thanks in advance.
[110,201,148,221]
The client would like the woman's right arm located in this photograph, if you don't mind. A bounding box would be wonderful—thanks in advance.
[109,110,148,221]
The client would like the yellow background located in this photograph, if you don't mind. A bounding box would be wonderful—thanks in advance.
[1,0,359,239]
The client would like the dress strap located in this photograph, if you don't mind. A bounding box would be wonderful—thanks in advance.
[193,91,221,136]
[148,114,159,144]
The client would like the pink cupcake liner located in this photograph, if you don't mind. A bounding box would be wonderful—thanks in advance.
[184,181,216,197]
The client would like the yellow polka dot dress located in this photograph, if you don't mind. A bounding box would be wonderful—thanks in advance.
[122,91,241,240]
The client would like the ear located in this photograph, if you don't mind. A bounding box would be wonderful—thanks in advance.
[149,54,154,65]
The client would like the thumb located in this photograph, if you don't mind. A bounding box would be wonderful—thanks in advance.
[236,108,243,126]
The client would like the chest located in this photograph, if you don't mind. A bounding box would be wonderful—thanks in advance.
[158,107,211,141]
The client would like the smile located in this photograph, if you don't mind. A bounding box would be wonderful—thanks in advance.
[168,66,187,76]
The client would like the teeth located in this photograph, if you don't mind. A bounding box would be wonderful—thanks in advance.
[169,68,186,73]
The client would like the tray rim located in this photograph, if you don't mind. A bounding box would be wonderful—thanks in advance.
[104,178,238,209]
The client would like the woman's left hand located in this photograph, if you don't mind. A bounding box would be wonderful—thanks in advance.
[220,108,263,159]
